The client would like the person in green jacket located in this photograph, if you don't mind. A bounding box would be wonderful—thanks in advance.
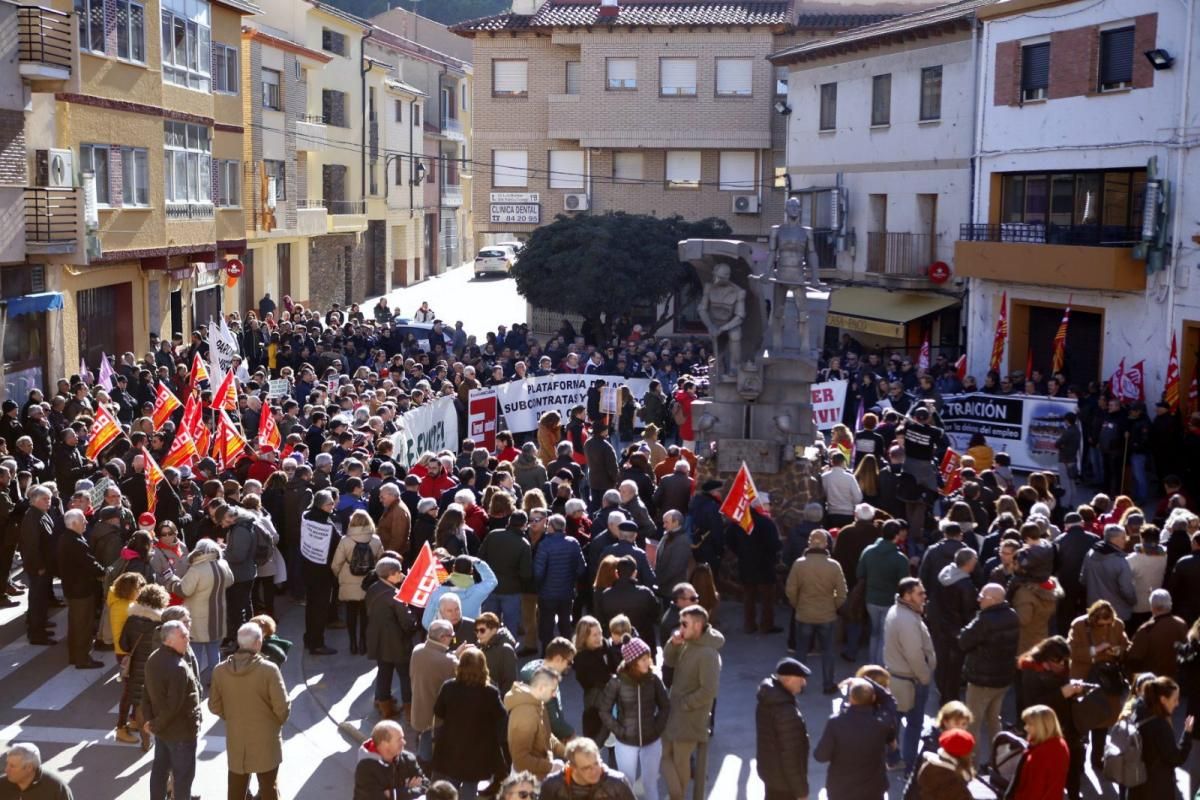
[858,520,913,666]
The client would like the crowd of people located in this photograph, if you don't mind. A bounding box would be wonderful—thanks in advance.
[2,295,1199,800]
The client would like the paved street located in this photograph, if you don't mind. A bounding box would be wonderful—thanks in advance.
[371,264,527,340]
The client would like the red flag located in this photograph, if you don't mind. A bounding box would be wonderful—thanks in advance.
[396,542,443,608]
[86,404,122,461]
[918,338,930,371]
[215,410,249,468]
[210,370,237,411]
[162,426,198,470]
[189,352,210,390]
[717,462,758,534]
[1051,303,1070,375]
[151,382,182,430]
[1165,334,1181,413]
[989,292,1008,373]
[143,447,166,515]
[1025,347,1034,382]
[1126,360,1146,402]
[955,354,967,382]
[259,402,281,452]
[939,448,963,497]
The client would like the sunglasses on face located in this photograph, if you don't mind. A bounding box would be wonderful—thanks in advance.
[475,626,489,634]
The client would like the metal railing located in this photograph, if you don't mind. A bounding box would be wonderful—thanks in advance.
[295,198,325,209]
[441,184,462,205]
[958,223,1142,248]
[24,187,78,243]
[866,231,937,275]
[440,117,463,136]
[17,5,73,72]
[298,114,326,125]
[326,199,365,214]
[165,202,214,220]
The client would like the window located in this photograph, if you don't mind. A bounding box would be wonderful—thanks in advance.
[76,0,105,54]
[660,58,697,96]
[163,121,211,205]
[870,74,891,126]
[394,99,403,122]
[264,159,285,200]
[213,44,238,93]
[121,147,149,206]
[160,0,210,91]
[322,89,347,127]
[665,151,701,189]
[394,156,404,186]
[215,160,239,206]
[716,58,753,96]
[606,58,636,90]
[493,150,528,187]
[549,150,584,189]
[321,28,346,56]
[613,152,643,183]
[1021,42,1050,102]
[998,168,1146,242]
[719,151,755,191]
[114,0,145,61]
[462,88,468,111]
[819,82,837,131]
[492,60,528,97]
[920,66,942,121]
[80,144,110,205]
[1099,27,1134,91]
[565,61,581,95]
[261,68,281,110]
[774,65,788,96]
[413,102,421,127]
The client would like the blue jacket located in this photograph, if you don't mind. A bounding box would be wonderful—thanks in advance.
[421,559,499,629]
[600,540,657,590]
[533,533,585,600]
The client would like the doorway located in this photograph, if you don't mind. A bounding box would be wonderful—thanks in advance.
[277,243,291,301]
[170,289,183,338]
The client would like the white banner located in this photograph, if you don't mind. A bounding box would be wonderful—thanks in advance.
[390,394,460,468]
[207,317,242,378]
[938,392,1079,472]
[299,517,333,564]
[489,374,652,433]
[811,379,849,431]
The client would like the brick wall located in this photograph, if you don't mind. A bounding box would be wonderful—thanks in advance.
[246,40,263,228]
[0,110,26,184]
[308,232,365,305]
[1132,14,1157,89]
[1048,27,1095,99]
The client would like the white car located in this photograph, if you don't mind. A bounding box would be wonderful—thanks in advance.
[474,246,513,278]
[496,240,525,256]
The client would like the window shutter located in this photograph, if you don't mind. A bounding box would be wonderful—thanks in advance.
[717,58,753,95]
[1021,43,1050,90]
[493,150,528,187]
[666,151,701,186]
[565,61,581,95]
[719,151,755,191]
[493,60,528,94]
[1100,28,1134,85]
[613,152,643,182]
[549,150,584,189]
[607,58,636,87]
[660,58,696,94]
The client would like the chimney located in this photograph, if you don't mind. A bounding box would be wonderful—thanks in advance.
[598,0,618,18]
[511,0,548,15]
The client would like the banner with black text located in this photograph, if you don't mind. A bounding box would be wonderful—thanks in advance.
[938,392,1078,472]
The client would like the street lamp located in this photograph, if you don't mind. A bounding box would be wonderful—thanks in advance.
[1144,49,1174,70]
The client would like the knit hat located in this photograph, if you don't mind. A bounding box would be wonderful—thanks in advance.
[939,729,975,759]
[621,634,650,666]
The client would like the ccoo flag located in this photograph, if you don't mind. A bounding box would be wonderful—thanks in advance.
[1165,334,1181,413]
[718,462,758,534]
[152,382,183,429]
[396,542,443,608]
[143,447,166,515]
[989,292,1008,374]
[86,404,122,461]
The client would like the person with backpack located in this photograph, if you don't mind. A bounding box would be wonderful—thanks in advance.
[331,509,384,655]
[219,503,261,647]
[1115,676,1193,800]
[1010,704,1069,800]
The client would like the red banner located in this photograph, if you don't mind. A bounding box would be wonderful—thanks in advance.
[718,462,758,534]
[1166,334,1181,413]
[939,448,962,497]
[468,389,498,452]
[396,542,442,608]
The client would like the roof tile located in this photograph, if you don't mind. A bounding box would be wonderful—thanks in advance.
[453,1,792,33]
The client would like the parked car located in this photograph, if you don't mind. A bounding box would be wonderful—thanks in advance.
[474,246,514,279]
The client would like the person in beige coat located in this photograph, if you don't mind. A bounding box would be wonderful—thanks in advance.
[331,510,383,655]
[168,538,233,679]
[783,529,847,693]
[376,483,411,556]
[208,621,290,800]
[409,620,459,768]
[503,666,565,780]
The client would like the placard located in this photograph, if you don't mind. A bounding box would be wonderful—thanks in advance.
[299,517,333,564]
[88,477,114,510]
[811,379,849,430]
[468,388,498,451]
[484,375,652,433]
[490,203,540,224]
[267,378,290,398]
[938,392,1078,472]
[490,192,540,203]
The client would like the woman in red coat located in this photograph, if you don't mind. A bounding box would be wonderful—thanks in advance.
[1012,704,1070,800]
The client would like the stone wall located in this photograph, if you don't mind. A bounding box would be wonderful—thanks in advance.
[696,454,818,532]
[308,232,364,306]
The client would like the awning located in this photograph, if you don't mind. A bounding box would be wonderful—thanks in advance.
[828,287,957,339]
[2,292,64,317]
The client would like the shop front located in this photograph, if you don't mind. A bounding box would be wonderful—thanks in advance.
[825,286,961,360]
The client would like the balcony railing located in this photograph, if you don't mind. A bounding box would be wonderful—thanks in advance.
[24,187,78,244]
[326,199,366,214]
[440,116,463,137]
[299,114,326,125]
[165,202,214,220]
[296,198,325,209]
[441,184,462,206]
[866,231,937,276]
[17,5,73,74]
[959,223,1141,248]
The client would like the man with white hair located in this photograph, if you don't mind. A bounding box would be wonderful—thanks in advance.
[143,619,202,800]
[617,480,656,544]
[653,459,694,521]
[2,743,73,798]
[1080,524,1137,623]
[410,620,459,768]
[209,622,291,800]
[375,482,411,555]
[18,484,55,645]
[420,559,498,644]
[1128,588,1188,678]
[55,508,104,668]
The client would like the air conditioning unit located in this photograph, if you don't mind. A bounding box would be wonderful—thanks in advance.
[35,149,75,188]
[564,193,590,211]
[732,195,759,214]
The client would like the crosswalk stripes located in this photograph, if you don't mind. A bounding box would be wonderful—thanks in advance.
[15,662,119,711]
[0,608,67,681]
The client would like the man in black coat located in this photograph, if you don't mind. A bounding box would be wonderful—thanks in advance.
[595,556,660,658]
[52,429,93,496]
[19,486,56,644]
[927,547,979,705]
[584,424,620,512]
[755,658,811,800]
[814,678,893,800]
[1167,532,1200,626]
[56,509,104,668]
[959,582,1020,766]
[653,461,694,522]
[1053,512,1100,634]
[731,498,782,634]
[688,481,725,577]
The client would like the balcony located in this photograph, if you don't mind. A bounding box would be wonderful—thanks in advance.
[17,5,72,84]
[295,114,329,152]
[866,232,940,284]
[295,199,327,236]
[440,116,465,141]
[441,184,462,207]
[324,199,367,233]
[955,223,1146,291]
[24,187,79,255]
[166,202,214,221]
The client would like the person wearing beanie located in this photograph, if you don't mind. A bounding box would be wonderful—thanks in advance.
[597,634,670,800]
[755,658,811,800]
[916,728,975,799]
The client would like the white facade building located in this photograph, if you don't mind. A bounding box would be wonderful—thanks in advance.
[957,0,1199,397]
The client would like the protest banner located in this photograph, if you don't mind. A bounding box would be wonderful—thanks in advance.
[811,379,849,431]
[938,392,1078,472]
[267,378,290,399]
[88,477,114,510]
[490,374,652,433]
[390,394,459,468]
[468,388,498,451]
[299,517,334,564]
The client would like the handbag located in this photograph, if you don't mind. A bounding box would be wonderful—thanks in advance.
[119,630,147,680]
[839,580,868,624]
[1086,627,1130,696]
[1071,685,1113,731]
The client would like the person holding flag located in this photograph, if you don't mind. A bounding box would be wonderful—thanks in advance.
[86,404,122,462]
[732,491,783,636]
[364,556,418,720]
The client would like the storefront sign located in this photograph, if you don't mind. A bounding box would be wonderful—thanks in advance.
[490,204,540,224]
[938,391,1078,472]
[490,192,540,204]
[826,313,905,340]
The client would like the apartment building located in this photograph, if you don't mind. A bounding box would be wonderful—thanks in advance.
[771,0,989,360]
[958,0,1198,396]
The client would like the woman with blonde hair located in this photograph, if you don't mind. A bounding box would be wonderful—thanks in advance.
[1068,599,1130,771]
[1011,705,1069,800]
[593,555,621,593]
[331,509,383,654]
[536,410,562,466]
[572,616,619,744]
[854,454,880,505]
[521,488,547,514]
[829,423,853,464]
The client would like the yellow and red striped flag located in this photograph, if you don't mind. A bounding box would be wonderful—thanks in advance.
[189,352,210,390]
[718,462,758,534]
[215,410,248,468]
[86,404,122,461]
[1165,333,1181,413]
[989,292,1008,374]
[162,426,198,470]
[210,370,237,412]
[143,447,166,515]
[259,402,281,452]
[1051,302,1070,375]
[151,382,182,430]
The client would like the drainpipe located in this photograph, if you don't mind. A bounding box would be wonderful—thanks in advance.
[360,29,375,201]
[409,98,416,216]
[1165,0,1196,338]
